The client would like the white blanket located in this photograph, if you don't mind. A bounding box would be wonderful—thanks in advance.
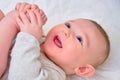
[0,0,120,80]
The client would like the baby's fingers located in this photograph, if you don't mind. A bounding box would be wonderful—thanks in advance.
[19,12,30,24]
[39,9,47,25]
[16,15,23,30]
[41,13,47,25]
[34,9,42,26]
[27,10,37,24]
[34,9,47,26]
[16,12,30,30]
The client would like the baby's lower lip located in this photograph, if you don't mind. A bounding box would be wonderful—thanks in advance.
[53,35,62,48]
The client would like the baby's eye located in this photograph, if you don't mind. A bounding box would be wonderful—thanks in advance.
[76,36,83,45]
[65,23,71,28]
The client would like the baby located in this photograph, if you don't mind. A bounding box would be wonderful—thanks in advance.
[0,2,110,80]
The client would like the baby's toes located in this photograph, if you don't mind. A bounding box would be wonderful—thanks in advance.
[18,2,30,12]
[31,4,39,10]
[23,5,31,13]
[15,2,21,10]
[33,9,43,26]
[39,9,45,16]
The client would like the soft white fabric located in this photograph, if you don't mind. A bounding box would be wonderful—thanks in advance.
[0,0,120,80]
[8,32,65,80]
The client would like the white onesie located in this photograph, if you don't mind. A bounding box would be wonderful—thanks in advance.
[7,32,66,80]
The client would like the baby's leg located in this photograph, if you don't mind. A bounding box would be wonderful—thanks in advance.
[0,10,19,77]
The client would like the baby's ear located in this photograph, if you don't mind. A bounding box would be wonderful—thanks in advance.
[74,64,95,77]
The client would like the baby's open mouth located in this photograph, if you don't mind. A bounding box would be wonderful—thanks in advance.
[53,35,62,48]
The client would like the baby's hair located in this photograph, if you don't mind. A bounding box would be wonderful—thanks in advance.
[88,19,110,68]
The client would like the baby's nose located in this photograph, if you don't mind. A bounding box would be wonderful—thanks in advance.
[63,28,70,38]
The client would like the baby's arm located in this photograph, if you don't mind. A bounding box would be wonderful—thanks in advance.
[8,7,47,79]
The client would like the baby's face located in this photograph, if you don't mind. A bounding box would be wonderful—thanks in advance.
[42,19,106,73]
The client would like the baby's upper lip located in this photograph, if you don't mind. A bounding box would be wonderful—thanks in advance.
[53,35,62,48]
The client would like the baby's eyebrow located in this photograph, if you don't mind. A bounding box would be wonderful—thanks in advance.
[68,20,74,23]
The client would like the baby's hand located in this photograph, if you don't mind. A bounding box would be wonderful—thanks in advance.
[16,9,46,41]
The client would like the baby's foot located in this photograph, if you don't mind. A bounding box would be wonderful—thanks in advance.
[5,10,19,31]
[16,2,31,13]
[16,2,47,25]
[16,2,39,13]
